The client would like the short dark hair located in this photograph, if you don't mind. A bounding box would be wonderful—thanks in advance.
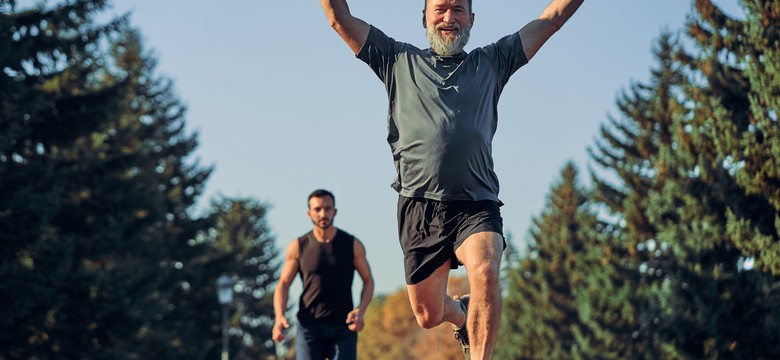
[307,189,335,208]
[424,0,472,12]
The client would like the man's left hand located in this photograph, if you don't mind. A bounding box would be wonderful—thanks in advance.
[346,308,364,332]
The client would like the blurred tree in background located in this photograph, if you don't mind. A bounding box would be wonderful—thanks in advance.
[357,276,468,360]
[497,1,780,359]
[587,33,689,360]
[693,0,780,276]
[0,1,279,358]
[639,0,780,358]
[3,0,780,359]
[205,197,279,359]
[498,163,611,359]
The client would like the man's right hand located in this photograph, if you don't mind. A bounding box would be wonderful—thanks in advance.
[272,318,290,342]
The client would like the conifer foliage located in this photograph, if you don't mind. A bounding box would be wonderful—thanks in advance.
[0,1,279,358]
[640,1,780,358]
[689,0,780,276]
[588,33,688,360]
[498,1,780,358]
[499,163,604,359]
[205,197,279,358]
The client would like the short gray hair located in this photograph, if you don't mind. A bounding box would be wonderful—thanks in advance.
[423,0,473,12]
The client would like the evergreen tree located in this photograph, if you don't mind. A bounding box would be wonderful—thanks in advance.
[498,163,603,359]
[207,196,279,359]
[139,195,279,358]
[96,22,218,359]
[0,1,288,358]
[641,1,780,358]
[0,1,149,357]
[588,33,688,359]
[688,0,780,275]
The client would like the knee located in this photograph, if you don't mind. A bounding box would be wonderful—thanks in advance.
[471,261,500,286]
[415,314,441,329]
[412,304,443,329]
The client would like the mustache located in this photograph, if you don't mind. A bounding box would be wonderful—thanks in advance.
[435,22,461,30]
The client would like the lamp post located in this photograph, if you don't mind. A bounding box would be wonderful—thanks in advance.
[216,274,234,360]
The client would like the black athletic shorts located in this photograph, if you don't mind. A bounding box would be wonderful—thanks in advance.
[397,196,505,285]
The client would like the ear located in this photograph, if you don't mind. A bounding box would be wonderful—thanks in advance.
[469,12,474,26]
[422,12,427,28]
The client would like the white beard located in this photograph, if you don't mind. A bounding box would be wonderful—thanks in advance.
[426,22,471,56]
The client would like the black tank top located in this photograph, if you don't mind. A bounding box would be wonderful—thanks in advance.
[296,228,355,324]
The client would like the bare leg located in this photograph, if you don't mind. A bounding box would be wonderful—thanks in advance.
[407,259,466,329]
[455,231,503,360]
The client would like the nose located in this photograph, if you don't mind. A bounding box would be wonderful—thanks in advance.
[443,10,453,23]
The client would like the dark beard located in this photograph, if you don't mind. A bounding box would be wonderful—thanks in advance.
[312,219,333,229]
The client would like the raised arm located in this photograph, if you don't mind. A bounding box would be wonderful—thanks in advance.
[519,0,584,61]
[320,0,371,55]
[272,240,300,342]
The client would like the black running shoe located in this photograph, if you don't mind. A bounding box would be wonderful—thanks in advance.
[452,294,471,359]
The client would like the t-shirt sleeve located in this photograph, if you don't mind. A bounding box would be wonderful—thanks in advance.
[480,32,529,85]
[356,26,401,83]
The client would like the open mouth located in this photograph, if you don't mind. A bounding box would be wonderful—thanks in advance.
[440,29,457,36]
[437,24,459,36]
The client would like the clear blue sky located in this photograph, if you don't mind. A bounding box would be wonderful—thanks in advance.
[101,0,742,296]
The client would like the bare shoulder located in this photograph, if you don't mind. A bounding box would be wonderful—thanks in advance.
[353,237,367,255]
[285,238,300,259]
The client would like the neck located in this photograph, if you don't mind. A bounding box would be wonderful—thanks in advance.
[313,227,337,243]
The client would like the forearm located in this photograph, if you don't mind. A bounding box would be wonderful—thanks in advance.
[356,279,374,313]
[540,0,584,30]
[519,0,584,60]
[273,284,290,320]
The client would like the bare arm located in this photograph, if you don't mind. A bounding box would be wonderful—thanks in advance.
[272,240,300,342]
[320,0,371,55]
[519,0,584,61]
[346,238,374,332]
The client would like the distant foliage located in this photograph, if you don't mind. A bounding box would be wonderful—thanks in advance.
[0,1,279,358]
[498,0,780,359]
[357,277,468,360]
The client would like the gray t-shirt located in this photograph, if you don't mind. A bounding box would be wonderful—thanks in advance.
[357,26,528,202]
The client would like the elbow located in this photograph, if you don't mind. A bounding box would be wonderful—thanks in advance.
[550,19,564,33]
[324,10,348,33]
[328,19,351,38]
[326,17,340,31]
[541,17,563,34]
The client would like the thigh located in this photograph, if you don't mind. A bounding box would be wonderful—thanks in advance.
[296,323,326,360]
[406,258,452,317]
[332,327,357,360]
[455,231,504,273]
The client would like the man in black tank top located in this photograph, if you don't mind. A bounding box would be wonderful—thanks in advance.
[273,189,374,360]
